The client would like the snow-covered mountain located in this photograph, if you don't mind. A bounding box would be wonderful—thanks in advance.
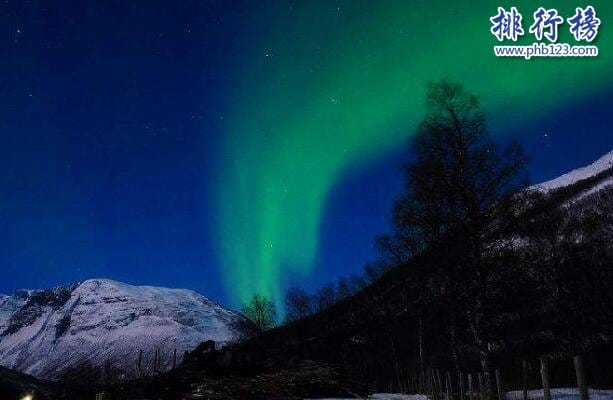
[0,279,250,379]
[533,150,613,194]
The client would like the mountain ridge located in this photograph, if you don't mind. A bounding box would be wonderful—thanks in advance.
[0,278,250,380]
[533,149,613,192]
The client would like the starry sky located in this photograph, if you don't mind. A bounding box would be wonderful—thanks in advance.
[1,0,612,310]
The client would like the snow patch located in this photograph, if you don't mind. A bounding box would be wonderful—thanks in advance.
[506,388,613,400]
[312,390,613,400]
[310,395,428,400]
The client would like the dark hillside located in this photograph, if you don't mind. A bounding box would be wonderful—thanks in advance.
[122,164,613,400]
[0,366,57,400]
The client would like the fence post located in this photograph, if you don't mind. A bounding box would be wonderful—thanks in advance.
[427,369,433,399]
[574,355,589,400]
[432,369,438,400]
[468,373,474,400]
[540,356,551,400]
[433,370,438,399]
[419,371,428,394]
[495,369,503,400]
[522,360,528,400]
[172,348,177,369]
[446,371,452,400]
[478,373,484,400]
[460,371,465,400]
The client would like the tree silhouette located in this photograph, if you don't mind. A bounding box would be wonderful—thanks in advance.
[285,287,313,322]
[381,80,527,398]
[241,294,277,331]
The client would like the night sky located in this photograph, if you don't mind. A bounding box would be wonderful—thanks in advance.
[1,0,612,310]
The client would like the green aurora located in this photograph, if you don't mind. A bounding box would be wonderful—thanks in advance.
[216,0,613,308]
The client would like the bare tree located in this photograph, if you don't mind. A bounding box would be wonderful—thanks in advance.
[241,294,277,331]
[285,287,313,322]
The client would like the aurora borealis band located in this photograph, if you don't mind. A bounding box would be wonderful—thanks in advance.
[1,0,611,310]
[216,0,613,307]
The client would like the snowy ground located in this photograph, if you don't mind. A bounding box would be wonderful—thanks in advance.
[506,388,613,400]
[311,389,613,400]
[311,394,427,400]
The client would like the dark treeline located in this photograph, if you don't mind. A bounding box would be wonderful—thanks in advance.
[371,81,613,394]
[284,264,388,323]
[242,255,389,328]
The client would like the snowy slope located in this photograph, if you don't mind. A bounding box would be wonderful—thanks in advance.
[533,150,613,192]
[0,291,28,335]
[0,279,249,379]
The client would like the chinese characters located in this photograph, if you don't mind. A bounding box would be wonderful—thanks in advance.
[491,6,600,42]
[529,8,563,42]
[568,6,601,42]
[490,7,524,41]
